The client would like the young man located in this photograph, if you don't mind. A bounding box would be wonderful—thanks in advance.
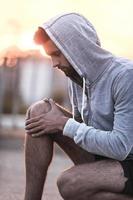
[25,13,133,200]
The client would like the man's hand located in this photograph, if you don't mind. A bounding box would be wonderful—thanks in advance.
[25,99,69,137]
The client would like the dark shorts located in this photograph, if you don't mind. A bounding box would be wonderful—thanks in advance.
[95,155,133,196]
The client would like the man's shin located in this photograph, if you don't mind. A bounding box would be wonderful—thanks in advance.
[24,134,53,200]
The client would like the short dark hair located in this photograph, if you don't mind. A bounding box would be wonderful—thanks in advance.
[34,27,50,44]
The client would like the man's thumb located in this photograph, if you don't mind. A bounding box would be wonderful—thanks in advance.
[48,98,56,110]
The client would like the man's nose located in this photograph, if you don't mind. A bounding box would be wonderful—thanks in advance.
[52,57,59,68]
[53,64,59,68]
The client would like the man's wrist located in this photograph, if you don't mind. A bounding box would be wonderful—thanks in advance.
[59,116,69,131]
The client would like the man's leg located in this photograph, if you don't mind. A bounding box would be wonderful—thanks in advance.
[63,192,133,200]
[51,133,95,165]
[57,160,132,200]
[24,100,95,200]
[24,135,53,200]
[88,191,133,200]
[24,101,54,200]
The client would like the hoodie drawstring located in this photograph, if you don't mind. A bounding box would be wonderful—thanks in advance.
[71,81,75,119]
[81,77,86,122]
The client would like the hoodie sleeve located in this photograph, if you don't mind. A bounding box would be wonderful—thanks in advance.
[63,70,133,161]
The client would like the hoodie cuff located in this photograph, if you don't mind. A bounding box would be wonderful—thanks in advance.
[63,118,80,139]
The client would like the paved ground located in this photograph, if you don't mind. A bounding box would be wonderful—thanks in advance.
[0,129,72,200]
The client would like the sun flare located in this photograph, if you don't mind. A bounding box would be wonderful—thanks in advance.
[0,0,133,58]
[18,32,39,50]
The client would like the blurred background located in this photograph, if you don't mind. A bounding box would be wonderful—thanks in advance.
[0,0,133,199]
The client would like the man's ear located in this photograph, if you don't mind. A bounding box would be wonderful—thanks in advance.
[34,27,50,44]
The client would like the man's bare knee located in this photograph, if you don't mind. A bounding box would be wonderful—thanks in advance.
[57,171,71,199]
[27,99,51,119]
[57,168,80,199]
[25,99,53,151]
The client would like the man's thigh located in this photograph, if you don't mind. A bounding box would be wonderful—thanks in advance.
[59,159,127,195]
[51,133,95,165]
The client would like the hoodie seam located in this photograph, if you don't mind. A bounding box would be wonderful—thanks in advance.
[46,28,114,87]
[44,13,93,30]
[112,68,133,101]
[42,13,113,87]
[47,28,84,77]
[90,58,114,87]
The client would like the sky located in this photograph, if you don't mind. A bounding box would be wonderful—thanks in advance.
[0,0,133,58]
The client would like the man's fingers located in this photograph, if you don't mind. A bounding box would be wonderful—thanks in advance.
[26,126,43,134]
[25,115,42,125]
[48,99,60,112]
[48,99,55,106]
[43,98,59,113]
[32,130,45,137]
[25,121,41,130]
[43,98,49,102]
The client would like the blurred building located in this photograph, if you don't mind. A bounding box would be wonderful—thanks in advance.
[0,47,70,128]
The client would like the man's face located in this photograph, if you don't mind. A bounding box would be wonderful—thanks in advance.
[42,39,83,87]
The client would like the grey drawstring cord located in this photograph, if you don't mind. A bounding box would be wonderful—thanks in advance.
[81,77,86,122]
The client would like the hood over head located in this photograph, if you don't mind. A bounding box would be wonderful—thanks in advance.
[39,13,114,87]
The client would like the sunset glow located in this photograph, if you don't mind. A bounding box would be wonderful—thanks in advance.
[18,32,38,51]
[0,0,133,58]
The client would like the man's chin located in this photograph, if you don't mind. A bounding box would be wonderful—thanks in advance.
[64,72,72,77]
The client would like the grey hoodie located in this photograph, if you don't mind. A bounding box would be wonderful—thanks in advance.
[40,13,133,161]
